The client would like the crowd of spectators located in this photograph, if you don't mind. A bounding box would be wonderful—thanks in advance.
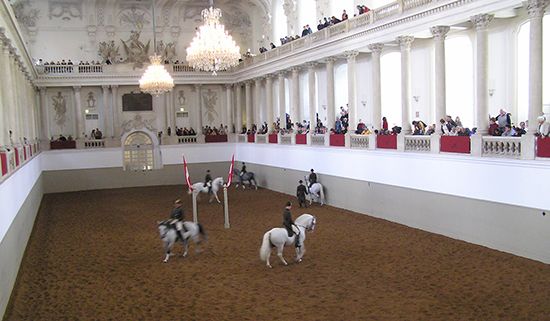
[174,126,196,136]
[202,125,228,136]
[89,128,103,139]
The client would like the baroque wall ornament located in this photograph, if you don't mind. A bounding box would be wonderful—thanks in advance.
[98,40,120,63]
[86,92,96,108]
[118,7,150,29]
[121,30,150,69]
[120,114,156,136]
[177,90,186,107]
[156,41,177,62]
[12,0,40,28]
[51,91,67,129]
[202,89,219,125]
[49,0,82,21]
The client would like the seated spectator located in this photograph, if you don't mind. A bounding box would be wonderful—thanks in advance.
[488,117,500,136]
[514,122,526,137]
[412,120,427,135]
[536,115,550,137]
[58,134,67,141]
[355,119,367,134]
[188,127,196,135]
[445,115,457,131]
[94,128,103,139]
[501,124,516,137]
[342,10,349,21]
[317,20,324,31]
[391,126,402,135]
[440,118,451,135]
[335,119,343,134]
[425,125,435,135]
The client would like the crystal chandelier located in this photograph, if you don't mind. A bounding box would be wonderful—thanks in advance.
[186,0,241,75]
[139,0,174,96]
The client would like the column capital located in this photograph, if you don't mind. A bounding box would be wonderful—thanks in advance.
[101,85,110,90]
[38,86,47,94]
[368,43,384,54]
[265,73,275,79]
[324,56,338,64]
[254,77,262,84]
[344,50,359,61]
[430,26,450,40]
[470,14,494,31]
[193,84,202,91]
[277,70,287,77]
[244,80,252,86]
[111,84,119,89]
[526,0,549,18]
[290,66,301,73]
[305,61,318,69]
[396,36,414,50]
[73,86,81,92]
[224,83,233,89]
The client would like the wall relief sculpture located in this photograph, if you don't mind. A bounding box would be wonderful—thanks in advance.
[202,89,219,125]
[121,114,156,136]
[52,91,67,129]
[156,41,177,63]
[11,0,40,28]
[98,40,120,63]
[86,92,96,108]
[177,90,186,107]
[48,0,82,21]
[121,30,150,69]
[119,7,150,30]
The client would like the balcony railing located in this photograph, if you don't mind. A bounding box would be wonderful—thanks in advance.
[350,134,370,149]
[311,134,326,146]
[84,139,105,148]
[404,135,431,152]
[482,136,522,158]
[178,136,198,144]
[280,134,292,145]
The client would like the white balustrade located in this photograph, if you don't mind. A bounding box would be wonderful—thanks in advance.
[178,136,198,144]
[280,134,292,145]
[349,13,370,30]
[78,65,103,73]
[172,64,194,72]
[44,65,74,74]
[237,134,247,143]
[84,139,105,148]
[311,134,326,146]
[403,0,432,10]
[279,44,292,55]
[291,37,307,50]
[374,2,401,21]
[482,136,522,158]
[328,22,348,37]
[350,135,370,149]
[404,135,431,152]
[256,134,267,144]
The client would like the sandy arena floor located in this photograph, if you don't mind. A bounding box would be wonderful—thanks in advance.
[4,185,550,321]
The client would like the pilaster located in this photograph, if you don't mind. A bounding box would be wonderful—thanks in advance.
[345,50,359,131]
[396,36,414,134]
[368,44,384,129]
[471,14,494,135]
[430,26,450,128]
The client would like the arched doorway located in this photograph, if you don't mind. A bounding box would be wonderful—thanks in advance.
[123,131,154,171]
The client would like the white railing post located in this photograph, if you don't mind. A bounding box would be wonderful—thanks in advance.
[324,133,330,146]
[397,133,406,152]
[368,134,377,150]
[430,135,440,153]
[521,134,536,160]
[291,133,296,145]
[471,135,482,157]
[345,133,351,148]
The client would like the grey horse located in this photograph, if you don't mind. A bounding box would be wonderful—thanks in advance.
[233,169,258,190]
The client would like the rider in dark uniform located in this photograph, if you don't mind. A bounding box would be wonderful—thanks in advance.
[240,162,247,177]
[308,169,317,188]
[204,170,212,194]
[282,201,301,248]
[296,180,308,208]
[169,199,186,240]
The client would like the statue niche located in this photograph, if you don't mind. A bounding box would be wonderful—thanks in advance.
[121,30,150,69]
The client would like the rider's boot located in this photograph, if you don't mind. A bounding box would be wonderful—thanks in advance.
[178,230,186,241]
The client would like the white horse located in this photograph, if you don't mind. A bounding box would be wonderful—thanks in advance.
[305,176,325,206]
[233,169,258,190]
[157,220,207,263]
[189,177,224,203]
[259,214,317,268]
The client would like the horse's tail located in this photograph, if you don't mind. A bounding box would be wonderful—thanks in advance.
[259,231,272,262]
[319,184,325,204]
[197,223,208,241]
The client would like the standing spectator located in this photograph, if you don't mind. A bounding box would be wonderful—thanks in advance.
[382,117,389,132]
[495,109,511,130]
[536,116,550,137]
[342,10,349,21]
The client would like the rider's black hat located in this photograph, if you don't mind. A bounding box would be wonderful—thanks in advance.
[299,180,303,183]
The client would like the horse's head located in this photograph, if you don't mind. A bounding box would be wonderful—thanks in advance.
[307,216,317,232]
[296,214,316,232]
[158,221,169,239]
[214,177,224,186]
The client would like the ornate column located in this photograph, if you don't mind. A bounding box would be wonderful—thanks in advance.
[526,0,548,135]
[307,62,318,130]
[0,40,8,145]
[194,84,203,131]
[225,84,232,130]
[254,78,262,126]
[235,83,243,132]
[73,86,84,138]
[38,87,50,141]
[291,67,300,124]
[325,57,337,129]
[101,85,111,137]
[245,81,252,129]
[471,14,493,134]
[111,85,119,137]
[397,36,414,133]
[265,75,274,130]
[430,26,450,128]
[278,71,287,129]
[345,51,359,130]
[368,44,384,129]
[164,89,172,132]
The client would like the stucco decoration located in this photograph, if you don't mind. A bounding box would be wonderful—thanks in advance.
[86,92,96,108]
[12,0,40,28]
[177,90,187,108]
[121,114,156,136]
[223,10,252,46]
[118,6,150,29]
[121,30,150,69]
[52,91,67,129]
[156,41,177,63]
[98,40,120,63]
[282,0,297,34]
[49,0,82,21]
[202,89,219,125]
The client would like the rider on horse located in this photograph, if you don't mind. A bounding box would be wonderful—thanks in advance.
[282,201,301,248]
[169,199,186,240]
[240,162,247,177]
[204,170,212,194]
[308,169,317,188]
[296,180,308,208]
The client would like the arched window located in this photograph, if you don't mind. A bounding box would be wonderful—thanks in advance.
[517,15,549,122]
[445,35,474,128]
[124,131,153,171]
[381,52,402,127]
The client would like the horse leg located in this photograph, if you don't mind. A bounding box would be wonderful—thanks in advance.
[276,245,288,266]
[266,249,272,268]
[214,192,221,204]
[295,244,305,262]
[182,239,189,257]
[253,179,258,190]
[163,242,172,263]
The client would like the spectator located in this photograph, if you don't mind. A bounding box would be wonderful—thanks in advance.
[488,117,500,136]
[342,10,349,21]
[536,116,550,137]
[495,109,511,130]
[514,122,526,137]
[501,124,516,137]
[382,117,388,132]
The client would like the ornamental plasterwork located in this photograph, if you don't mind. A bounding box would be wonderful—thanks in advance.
[48,0,82,21]
[98,40,120,63]
[121,114,156,136]
[156,41,177,63]
[121,30,150,69]
[223,10,252,46]
[51,91,67,130]
[11,0,40,28]
[202,89,219,125]
[118,7,150,30]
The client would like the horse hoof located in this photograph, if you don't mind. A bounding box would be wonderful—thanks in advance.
[267,264,272,268]
[163,259,168,263]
